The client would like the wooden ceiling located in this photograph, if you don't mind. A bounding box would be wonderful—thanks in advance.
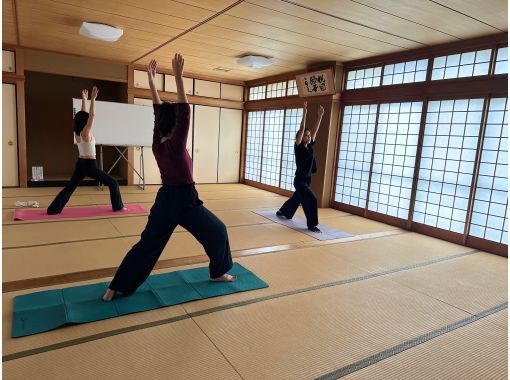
[3,0,507,81]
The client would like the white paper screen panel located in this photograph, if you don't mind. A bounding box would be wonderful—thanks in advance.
[164,75,194,95]
[195,79,221,98]
[221,84,244,101]
[193,105,220,183]
[2,50,15,72]
[218,108,243,182]
[134,70,163,90]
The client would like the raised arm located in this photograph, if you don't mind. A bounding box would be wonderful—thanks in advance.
[81,86,98,142]
[81,89,88,112]
[148,59,161,105]
[311,105,324,142]
[295,101,308,145]
[172,53,188,103]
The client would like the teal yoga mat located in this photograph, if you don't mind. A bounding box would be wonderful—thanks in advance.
[12,263,267,338]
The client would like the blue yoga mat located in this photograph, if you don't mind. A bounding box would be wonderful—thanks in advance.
[12,263,267,338]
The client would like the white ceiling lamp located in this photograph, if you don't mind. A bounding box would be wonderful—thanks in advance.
[236,55,274,68]
[79,22,124,42]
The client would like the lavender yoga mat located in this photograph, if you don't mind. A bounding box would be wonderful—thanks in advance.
[13,204,147,221]
[255,210,352,241]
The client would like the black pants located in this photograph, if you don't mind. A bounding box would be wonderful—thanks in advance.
[47,158,124,215]
[109,184,233,294]
[279,176,318,228]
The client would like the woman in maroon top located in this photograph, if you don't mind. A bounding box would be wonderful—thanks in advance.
[103,54,236,301]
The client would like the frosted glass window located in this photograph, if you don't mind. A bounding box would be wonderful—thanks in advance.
[335,104,378,207]
[383,59,428,85]
[346,67,382,90]
[280,108,303,190]
[249,85,266,100]
[432,49,491,80]
[369,102,423,218]
[470,97,508,244]
[414,98,484,233]
[245,111,265,181]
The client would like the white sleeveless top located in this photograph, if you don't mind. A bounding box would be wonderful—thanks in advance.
[76,136,96,156]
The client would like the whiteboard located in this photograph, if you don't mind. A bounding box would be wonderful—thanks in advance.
[72,98,155,146]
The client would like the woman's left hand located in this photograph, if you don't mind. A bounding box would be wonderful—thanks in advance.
[318,105,324,117]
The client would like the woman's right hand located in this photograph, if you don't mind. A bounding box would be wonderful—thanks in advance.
[81,89,88,100]
[91,86,99,100]
[148,59,157,80]
[303,101,308,113]
[172,53,184,78]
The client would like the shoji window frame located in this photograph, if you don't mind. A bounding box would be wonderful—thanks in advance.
[334,33,508,256]
[332,94,506,255]
[243,106,306,198]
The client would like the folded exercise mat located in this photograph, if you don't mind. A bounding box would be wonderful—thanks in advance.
[12,263,268,337]
[254,210,353,241]
[13,204,147,221]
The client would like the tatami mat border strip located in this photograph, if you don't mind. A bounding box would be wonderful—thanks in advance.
[3,248,479,361]
[3,210,351,226]
[3,213,148,226]
[2,185,268,198]
[189,249,480,318]
[2,195,284,210]
[3,218,276,250]
[3,231,407,292]
[316,302,508,380]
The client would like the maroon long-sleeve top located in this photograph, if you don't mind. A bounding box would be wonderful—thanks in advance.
[152,103,194,186]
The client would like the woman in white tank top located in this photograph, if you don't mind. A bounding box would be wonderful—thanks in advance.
[47,86,125,215]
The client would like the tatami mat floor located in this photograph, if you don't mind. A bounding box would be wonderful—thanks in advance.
[2,184,507,379]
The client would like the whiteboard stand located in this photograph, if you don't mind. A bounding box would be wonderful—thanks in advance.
[98,145,146,191]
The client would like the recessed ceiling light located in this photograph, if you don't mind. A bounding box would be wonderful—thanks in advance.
[79,22,124,42]
[236,55,274,68]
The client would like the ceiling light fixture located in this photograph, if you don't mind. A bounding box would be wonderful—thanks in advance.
[79,22,124,42]
[236,55,274,68]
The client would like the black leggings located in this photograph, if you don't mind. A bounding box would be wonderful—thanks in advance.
[279,176,318,228]
[109,184,233,294]
[47,158,124,215]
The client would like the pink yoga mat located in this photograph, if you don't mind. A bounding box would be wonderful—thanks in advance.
[13,204,147,221]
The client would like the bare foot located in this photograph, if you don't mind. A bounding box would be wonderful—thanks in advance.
[210,274,237,282]
[102,288,122,301]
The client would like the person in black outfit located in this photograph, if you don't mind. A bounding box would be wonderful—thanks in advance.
[277,101,324,232]
[47,86,124,215]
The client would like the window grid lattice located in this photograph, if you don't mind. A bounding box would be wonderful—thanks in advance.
[383,59,428,85]
[245,111,265,182]
[494,47,508,75]
[346,67,382,90]
[267,82,287,98]
[335,104,378,207]
[280,108,303,190]
[287,80,298,96]
[368,102,423,219]
[432,49,492,80]
[470,97,508,244]
[413,98,484,233]
[249,85,267,100]
[260,110,284,187]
